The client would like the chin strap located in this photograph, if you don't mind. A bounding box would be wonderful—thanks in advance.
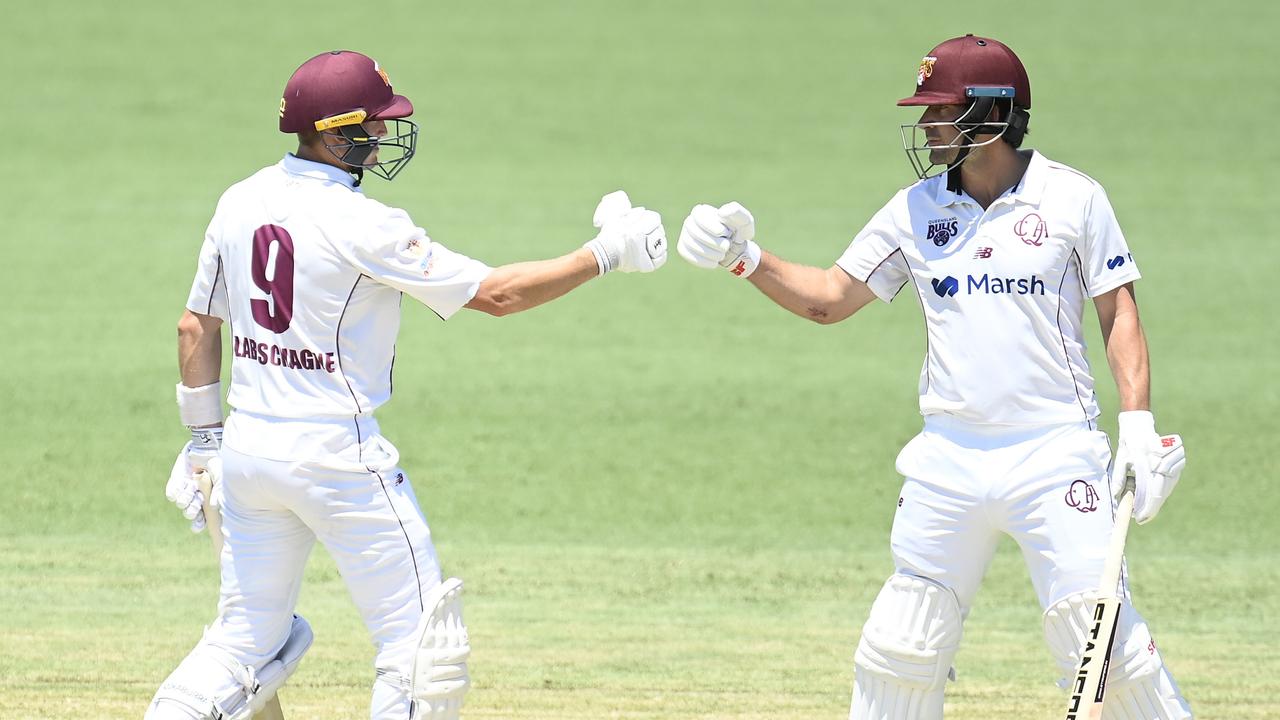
[946,154,967,193]
[351,167,364,187]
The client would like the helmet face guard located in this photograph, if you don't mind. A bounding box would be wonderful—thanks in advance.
[900,87,1021,181]
[895,36,1032,186]
[281,51,418,184]
[315,110,418,184]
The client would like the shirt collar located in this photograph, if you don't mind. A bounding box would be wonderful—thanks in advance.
[280,153,358,189]
[932,149,1046,208]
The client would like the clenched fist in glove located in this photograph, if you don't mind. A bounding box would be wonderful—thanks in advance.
[677,202,761,277]
[165,427,222,533]
[583,190,667,274]
[1112,410,1186,524]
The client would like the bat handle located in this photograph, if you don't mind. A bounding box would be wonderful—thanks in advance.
[1100,472,1136,597]
[194,469,224,560]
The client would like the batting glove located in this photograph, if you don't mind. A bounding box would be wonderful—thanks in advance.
[1112,411,1185,524]
[165,427,222,533]
[677,202,761,277]
[583,190,667,274]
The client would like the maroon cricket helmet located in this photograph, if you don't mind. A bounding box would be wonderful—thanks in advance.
[898,35,1031,110]
[279,50,414,133]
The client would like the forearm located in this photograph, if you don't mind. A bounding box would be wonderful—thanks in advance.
[468,248,599,316]
[748,251,873,324]
[1104,301,1150,412]
[177,310,223,389]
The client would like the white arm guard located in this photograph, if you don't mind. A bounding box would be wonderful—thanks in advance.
[177,381,223,427]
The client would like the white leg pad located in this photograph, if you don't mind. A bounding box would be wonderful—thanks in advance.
[411,577,471,719]
[1044,593,1192,720]
[850,573,963,720]
[144,615,313,720]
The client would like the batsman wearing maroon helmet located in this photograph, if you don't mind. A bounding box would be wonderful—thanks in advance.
[148,50,667,720]
[677,35,1192,718]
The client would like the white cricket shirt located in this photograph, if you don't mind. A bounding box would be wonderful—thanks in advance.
[186,154,492,463]
[836,151,1141,426]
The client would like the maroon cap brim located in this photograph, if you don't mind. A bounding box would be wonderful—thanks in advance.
[370,94,414,120]
[897,91,965,107]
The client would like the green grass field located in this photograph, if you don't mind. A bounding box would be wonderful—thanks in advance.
[3,1,1277,718]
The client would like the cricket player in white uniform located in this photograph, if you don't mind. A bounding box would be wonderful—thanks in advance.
[149,50,667,720]
[677,35,1192,719]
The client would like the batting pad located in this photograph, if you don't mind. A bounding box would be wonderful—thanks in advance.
[1043,592,1192,719]
[412,577,471,719]
[851,573,962,720]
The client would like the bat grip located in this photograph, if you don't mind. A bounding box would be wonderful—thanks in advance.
[194,469,224,560]
[1099,473,1136,596]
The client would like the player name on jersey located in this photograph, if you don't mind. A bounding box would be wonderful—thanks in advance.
[233,335,336,373]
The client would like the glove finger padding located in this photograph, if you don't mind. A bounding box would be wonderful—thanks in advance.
[1135,434,1185,525]
[717,201,756,242]
[166,444,207,531]
[691,203,730,237]
[593,190,632,228]
[677,211,729,268]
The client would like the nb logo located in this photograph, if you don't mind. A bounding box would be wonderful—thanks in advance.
[1064,479,1100,513]
[1107,255,1127,270]
[931,276,959,297]
[973,247,993,259]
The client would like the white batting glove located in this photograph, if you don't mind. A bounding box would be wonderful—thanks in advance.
[165,427,221,533]
[583,190,668,274]
[677,202,762,277]
[1112,412,1185,524]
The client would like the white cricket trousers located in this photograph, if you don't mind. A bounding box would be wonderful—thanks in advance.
[866,415,1191,718]
[890,416,1116,610]
[153,435,444,719]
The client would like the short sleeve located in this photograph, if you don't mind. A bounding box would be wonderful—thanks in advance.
[835,204,909,303]
[185,232,229,321]
[348,208,493,320]
[1079,186,1141,297]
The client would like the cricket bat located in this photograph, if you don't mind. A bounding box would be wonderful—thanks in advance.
[1064,473,1136,720]
[196,470,287,720]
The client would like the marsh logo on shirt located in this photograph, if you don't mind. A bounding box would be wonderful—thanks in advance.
[927,217,959,247]
[1107,254,1131,270]
[1065,479,1100,513]
[931,276,960,297]
[931,273,1045,298]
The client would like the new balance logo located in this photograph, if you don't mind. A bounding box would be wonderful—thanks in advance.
[973,247,993,259]
[931,276,959,297]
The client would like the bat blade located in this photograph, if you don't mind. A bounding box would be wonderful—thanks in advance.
[1065,594,1122,720]
[1063,478,1135,719]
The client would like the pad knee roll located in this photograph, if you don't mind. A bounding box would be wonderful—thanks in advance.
[851,574,963,720]
[412,577,471,718]
[1044,593,1191,719]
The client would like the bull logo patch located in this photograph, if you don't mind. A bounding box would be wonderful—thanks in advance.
[1065,479,1100,513]
[1014,212,1048,246]
[918,56,937,86]
[927,217,959,246]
